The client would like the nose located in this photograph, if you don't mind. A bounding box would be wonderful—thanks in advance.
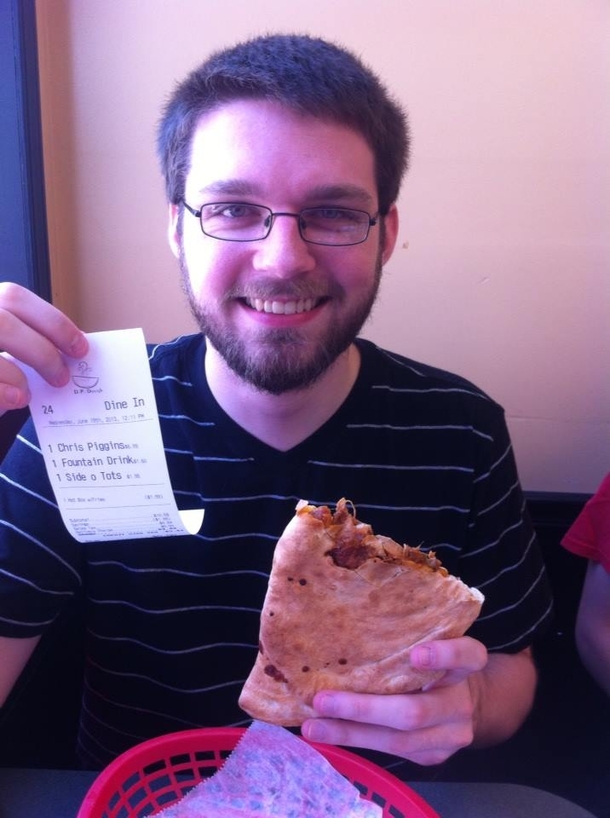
[252,212,316,276]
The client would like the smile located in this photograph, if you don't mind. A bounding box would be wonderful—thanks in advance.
[244,297,320,315]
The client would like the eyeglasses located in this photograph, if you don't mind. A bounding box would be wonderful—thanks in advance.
[182,201,378,246]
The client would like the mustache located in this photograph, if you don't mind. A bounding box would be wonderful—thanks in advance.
[223,278,342,303]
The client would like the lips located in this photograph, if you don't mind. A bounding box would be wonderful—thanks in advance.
[245,297,319,315]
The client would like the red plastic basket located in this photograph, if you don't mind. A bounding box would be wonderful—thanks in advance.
[77,727,438,818]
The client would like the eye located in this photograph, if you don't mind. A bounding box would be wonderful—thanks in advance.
[209,203,259,219]
[316,208,357,221]
[309,207,366,224]
[303,208,367,233]
[200,203,266,236]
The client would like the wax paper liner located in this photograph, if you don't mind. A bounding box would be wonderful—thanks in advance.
[158,720,381,817]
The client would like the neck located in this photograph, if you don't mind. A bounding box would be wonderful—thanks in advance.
[204,342,361,451]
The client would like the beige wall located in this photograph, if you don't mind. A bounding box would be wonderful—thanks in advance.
[35,0,610,494]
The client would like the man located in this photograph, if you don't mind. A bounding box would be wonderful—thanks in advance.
[0,34,552,770]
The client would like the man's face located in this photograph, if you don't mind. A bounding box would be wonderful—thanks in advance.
[168,99,398,394]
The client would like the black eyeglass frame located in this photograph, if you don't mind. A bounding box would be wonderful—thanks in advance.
[182,201,379,247]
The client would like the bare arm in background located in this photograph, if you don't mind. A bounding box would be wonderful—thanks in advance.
[575,561,610,697]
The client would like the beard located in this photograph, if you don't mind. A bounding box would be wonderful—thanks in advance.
[178,249,383,395]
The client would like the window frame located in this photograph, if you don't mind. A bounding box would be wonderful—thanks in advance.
[0,0,51,300]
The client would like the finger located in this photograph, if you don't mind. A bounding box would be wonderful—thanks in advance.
[309,685,471,733]
[0,283,88,361]
[0,284,88,387]
[410,636,488,678]
[0,319,75,389]
[0,356,31,411]
[302,716,473,765]
[0,283,75,337]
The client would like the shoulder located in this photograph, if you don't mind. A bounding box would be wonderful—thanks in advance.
[562,473,610,568]
[354,338,504,422]
[357,338,493,394]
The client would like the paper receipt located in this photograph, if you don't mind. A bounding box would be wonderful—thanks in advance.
[23,328,204,543]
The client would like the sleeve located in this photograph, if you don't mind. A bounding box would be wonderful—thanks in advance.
[459,402,554,653]
[0,418,82,638]
[561,473,610,572]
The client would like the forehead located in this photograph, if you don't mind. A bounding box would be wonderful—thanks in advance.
[185,99,377,206]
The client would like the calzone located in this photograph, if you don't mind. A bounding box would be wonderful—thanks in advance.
[239,499,484,725]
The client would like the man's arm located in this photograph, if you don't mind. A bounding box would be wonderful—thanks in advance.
[575,560,610,696]
[0,284,85,704]
[0,635,41,708]
[0,285,85,706]
[302,637,537,766]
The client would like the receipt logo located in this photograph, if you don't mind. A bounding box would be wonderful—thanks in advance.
[71,361,100,392]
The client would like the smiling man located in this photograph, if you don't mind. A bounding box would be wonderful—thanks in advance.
[0,34,552,771]
[170,98,397,448]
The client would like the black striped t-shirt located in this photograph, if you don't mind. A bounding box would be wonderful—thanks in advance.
[0,335,553,769]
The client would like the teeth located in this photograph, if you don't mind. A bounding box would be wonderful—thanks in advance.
[247,298,316,314]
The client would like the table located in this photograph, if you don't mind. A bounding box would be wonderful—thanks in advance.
[0,767,600,818]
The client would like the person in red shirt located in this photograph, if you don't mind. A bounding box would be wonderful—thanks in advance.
[562,473,610,696]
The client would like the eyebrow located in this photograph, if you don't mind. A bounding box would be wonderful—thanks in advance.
[196,181,375,207]
[197,180,257,197]
[307,184,375,207]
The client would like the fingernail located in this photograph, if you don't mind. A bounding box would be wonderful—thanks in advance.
[304,720,327,742]
[412,644,434,667]
[5,385,24,407]
[50,367,70,388]
[314,692,338,716]
[69,333,88,357]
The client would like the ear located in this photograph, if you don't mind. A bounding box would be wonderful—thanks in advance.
[167,203,181,258]
[380,203,399,265]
